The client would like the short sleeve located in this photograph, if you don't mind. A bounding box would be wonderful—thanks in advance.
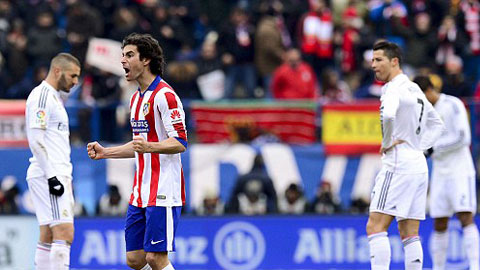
[155,90,187,141]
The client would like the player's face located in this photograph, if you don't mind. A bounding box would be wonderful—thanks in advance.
[371,49,394,82]
[57,64,81,93]
[121,45,146,82]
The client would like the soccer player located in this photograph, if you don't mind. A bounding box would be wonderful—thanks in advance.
[366,41,444,270]
[87,33,187,270]
[25,53,81,270]
[414,75,479,270]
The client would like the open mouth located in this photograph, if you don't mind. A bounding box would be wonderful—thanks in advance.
[124,67,130,76]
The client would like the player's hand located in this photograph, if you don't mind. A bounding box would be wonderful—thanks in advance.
[48,176,64,196]
[424,147,434,158]
[380,139,405,154]
[87,141,104,160]
[132,135,150,153]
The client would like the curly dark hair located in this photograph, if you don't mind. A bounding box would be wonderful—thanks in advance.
[122,33,165,77]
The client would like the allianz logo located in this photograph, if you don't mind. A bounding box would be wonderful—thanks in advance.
[213,221,266,270]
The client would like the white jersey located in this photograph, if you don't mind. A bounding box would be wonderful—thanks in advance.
[431,94,475,175]
[129,76,187,208]
[380,74,444,174]
[25,81,72,179]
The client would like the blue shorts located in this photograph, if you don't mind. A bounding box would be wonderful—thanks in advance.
[125,205,182,252]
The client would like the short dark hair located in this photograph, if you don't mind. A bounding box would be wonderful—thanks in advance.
[413,75,433,92]
[122,33,165,77]
[51,53,80,70]
[373,41,403,66]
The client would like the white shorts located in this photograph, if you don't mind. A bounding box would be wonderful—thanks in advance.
[429,171,477,218]
[370,169,428,220]
[27,176,75,226]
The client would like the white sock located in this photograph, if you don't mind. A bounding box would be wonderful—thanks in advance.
[463,223,480,270]
[368,232,390,270]
[162,262,175,270]
[50,240,70,270]
[403,236,423,270]
[35,242,51,270]
[431,230,448,270]
[140,264,152,270]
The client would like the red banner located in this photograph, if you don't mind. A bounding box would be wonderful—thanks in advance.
[0,100,27,147]
[191,101,317,143]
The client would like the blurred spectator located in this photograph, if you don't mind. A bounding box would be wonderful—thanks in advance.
[255,0,289,97]
[441,55,473,97]
[195,189,225,216]
[6,64,48,99]
[26,10,62,67]
[436,15,468,70]
[391,12,437,69]
[308,181,341,214]
[66,2,103,64]
[96,185,128,216]
[349,197,369,214]
[0,176,20,214]
[337,2,363,75]
[320,68,352,102]
[195,37,225,100]
[218,7,256,99]
[226,153,278,214]
[5,18,28,88]
[298,0,334,79]
[166,60,200,99]
[278,183,307,214]
[108,7,142,42]
[368,0,408,48]
[271,48,318,99]
[457,0,480,86]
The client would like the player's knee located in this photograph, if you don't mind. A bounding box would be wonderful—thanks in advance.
[126,253,146,270]
[366,219,383,235]
[457,212,474,227]
[145,252,168,268]
[433,219,449,232]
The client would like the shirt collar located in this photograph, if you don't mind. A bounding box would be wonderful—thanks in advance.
[138,75,162,93]
[42,80,61,99]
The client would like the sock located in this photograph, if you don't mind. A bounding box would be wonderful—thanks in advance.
[162,263,175,270]
[463,223,480,270]
[140,264,152,270]
[431,231,448,270]
[35,242,51,270]
[403,236,423,270]
[368,232,390,270]
[50,240,70,270]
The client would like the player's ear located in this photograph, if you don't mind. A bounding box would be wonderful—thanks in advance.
[143,58,151,66]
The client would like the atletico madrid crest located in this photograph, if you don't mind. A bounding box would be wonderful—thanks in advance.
[143,102,150,116]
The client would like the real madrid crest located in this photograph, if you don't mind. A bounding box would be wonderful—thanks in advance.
[143,102,150,116]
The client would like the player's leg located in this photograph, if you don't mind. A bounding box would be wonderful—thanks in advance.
[431,217,450,270]
[397,172,429,270]
[457,212,479,270]
[125,205,151,269]
[36,225,53,270]
[367,169,395,270]
[429,173,453,270]
[144,206,182,270]
[398,219,422,270]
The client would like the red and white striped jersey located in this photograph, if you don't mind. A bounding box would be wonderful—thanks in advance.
[129,76,187,207]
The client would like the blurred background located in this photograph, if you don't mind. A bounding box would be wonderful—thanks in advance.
[0,0,479,269]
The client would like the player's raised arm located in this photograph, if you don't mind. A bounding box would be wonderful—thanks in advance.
[87,140,135,159]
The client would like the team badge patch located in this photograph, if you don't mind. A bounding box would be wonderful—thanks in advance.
[143,103,150,116]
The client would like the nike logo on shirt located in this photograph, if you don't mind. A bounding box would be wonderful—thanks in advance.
[151,240,164,245]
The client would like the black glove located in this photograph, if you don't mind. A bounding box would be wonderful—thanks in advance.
[48,176,64,196]
[424,147,434,158]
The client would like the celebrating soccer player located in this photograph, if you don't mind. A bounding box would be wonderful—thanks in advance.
[366,41,445,270]
[25,53,81,270]
[87,33,187,270]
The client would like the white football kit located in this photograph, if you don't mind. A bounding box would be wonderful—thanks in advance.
[429,94,476,217]
[370,74,444,220]
[25,81,74,226]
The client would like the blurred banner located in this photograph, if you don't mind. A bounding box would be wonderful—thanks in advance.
[322,101,382,155]
[86,37,124,76]
[191,101,317,144]
[1,216,476,270]
[0,100,27,147]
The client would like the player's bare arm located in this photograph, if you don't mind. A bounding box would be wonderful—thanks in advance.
[132,136,186,154]
[87,141,135,159]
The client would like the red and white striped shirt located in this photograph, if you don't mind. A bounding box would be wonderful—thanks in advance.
[129,76,187,207]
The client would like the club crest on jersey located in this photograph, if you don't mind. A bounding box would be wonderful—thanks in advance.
[143,102,150,116]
